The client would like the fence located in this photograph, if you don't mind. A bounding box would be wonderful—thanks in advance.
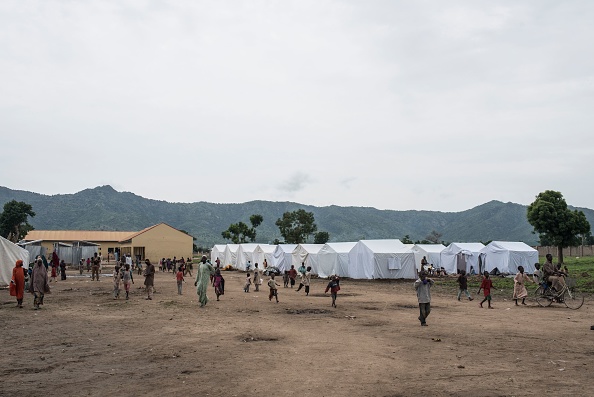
[535,245,594,257]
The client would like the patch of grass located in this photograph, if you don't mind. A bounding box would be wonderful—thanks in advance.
[432,256,594,296]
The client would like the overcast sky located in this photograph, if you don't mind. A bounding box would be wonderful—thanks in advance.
[1,1,593,212]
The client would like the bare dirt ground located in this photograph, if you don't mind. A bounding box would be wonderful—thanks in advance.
[1,267,592,397]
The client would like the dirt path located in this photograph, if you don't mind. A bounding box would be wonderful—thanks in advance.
[1,269,592,397]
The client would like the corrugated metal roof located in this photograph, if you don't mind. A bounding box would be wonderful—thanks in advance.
[25,230,136,242]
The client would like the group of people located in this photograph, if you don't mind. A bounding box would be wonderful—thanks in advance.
[414,253,572,326]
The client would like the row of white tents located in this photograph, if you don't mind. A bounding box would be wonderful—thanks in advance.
[211,240,539,279]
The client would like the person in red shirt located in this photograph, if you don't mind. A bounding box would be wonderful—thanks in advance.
[325,275,341,308]
[288,265,298,288]
[477,272,494,309]
[176,266,185,295]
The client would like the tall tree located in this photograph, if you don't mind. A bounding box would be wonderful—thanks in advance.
[527,190,591,263]
[0,200,36,243]
[221,214,263,244]
[275,209,317,244]
[314,231,330,244]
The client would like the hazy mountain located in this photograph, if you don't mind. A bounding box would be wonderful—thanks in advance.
[1,185,593,247]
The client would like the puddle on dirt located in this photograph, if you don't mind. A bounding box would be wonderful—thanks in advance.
[285,308,331,315]
[239,334,280,342]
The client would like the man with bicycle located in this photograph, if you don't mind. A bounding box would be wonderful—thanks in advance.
[542,253,566,292]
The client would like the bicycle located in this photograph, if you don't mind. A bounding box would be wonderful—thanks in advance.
[534,277,584,310]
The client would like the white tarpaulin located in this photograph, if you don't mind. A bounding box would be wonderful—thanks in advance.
[412,244,446,270]
[211,245,226,264]
[235,243,262,271]
[291,244,324,274]
[347,239,416,279]
[441,242,485,275]
[317,242,357,278]
[479,241,538,274]
[271,244,296,272]
[258,244,277,268]
[222,244,239,267]
[1,236,30,286]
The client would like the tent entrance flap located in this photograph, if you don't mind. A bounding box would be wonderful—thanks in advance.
[456,254,467,274]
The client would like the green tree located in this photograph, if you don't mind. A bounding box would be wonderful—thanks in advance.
[0,200,36,243]
[221,214,264,244]
[401,235,413,244]
[314,231,330,244]
[275,209,317,244]
[527,190,591,263]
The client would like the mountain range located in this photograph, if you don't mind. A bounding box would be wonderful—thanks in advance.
[1,185,593,247]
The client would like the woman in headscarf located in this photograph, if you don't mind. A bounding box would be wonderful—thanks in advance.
[194,256,214,307]
[29,258,50,310]
[10,260,26,308]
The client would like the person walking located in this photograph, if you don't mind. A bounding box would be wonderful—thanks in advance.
[267,274,280,303]
[324,275,341,308]
[213,269,225,301]
[513,266,535,306]
[10,260,26,308]
[29,258,50,310]
[176,266,185,295]
[478,272,494,309]
[122,263,133,300]
[194,256,215,307]
[288,265,297,288]
[456,270,473,301]
[296,266,312,295]
[414,271,434,326]
[113,264,121,299]
[59,260,67,281]
[143,259,155,300]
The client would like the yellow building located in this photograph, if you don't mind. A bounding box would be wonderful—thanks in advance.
[24,223,193,264]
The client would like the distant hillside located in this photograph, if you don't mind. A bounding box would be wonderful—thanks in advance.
[1,185,593,247]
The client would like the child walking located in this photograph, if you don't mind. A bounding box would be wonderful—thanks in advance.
[513,265,534,305]
[456,270,473,301]
[324,275,341,308]
[267,274,280,303]
[283,271,290,288]
[122,263,133,300]
[478,271,494,309]
[176,266,185,295]
[214,269,225,301]
[414,271,434,326]
[113,265,121,300]
[244,272,252,293]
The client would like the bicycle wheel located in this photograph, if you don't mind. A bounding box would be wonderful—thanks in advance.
[563,287,584,310]
[535,286,553,307]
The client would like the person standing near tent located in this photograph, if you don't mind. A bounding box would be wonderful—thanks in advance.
[513,266,535,306]
[29,257,50,310]
[298,262,306,276]
[414,271,434,326]
[288,265,297,288]
[253,263,262,292]
[194,256,215,307]
[143,259,155,300]
[10,260,26,308]
[420,256,428,272]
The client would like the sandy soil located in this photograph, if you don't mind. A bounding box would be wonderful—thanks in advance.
[1,267,592,397]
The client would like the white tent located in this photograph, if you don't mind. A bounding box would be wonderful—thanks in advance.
[479,241,538,274]
[412,244,446,270]
[258,244,277,268]
[211,245,226,264]
[440,242,485,275]
[1,236,30,286]
[235,243,262,271]
[317,242,357,278]
[291,244,324,274]
[348,239,416,279]
[222,244,240,267]
[271,244,297,272]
